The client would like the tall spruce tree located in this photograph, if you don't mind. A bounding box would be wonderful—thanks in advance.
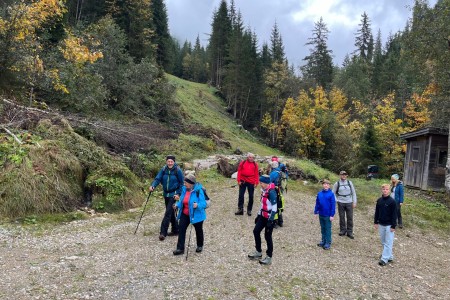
[151,0,172,71]
[208,0,231,87]
[301,17,333,88]
[354,12,374,61]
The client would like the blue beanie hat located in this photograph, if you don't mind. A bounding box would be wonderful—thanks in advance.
[391,174,399,180]
[259,175,270,184]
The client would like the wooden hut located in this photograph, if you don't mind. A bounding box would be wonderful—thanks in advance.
[400,127,449,191]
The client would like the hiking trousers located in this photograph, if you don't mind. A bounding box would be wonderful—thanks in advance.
[238,181,255,212]
[253,216,274,257]
[160,196,178,236]
[337,202,353,234]
[176,213,204,251]
[396,202,403,226]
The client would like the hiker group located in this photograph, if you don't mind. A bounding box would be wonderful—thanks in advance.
[314,171,404,267]
[148,154,404,267]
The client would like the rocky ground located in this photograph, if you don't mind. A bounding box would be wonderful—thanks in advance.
[1,177,449,300]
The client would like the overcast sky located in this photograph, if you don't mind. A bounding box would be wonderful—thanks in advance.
[166,0,438,68]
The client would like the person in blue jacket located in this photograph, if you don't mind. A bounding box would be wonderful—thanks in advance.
[390,174,404,228]
[149,155,184,241]
[314,179,336,250]
[172,173,207,255]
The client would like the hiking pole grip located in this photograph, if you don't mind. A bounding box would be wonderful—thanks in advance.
[134,191,152,235]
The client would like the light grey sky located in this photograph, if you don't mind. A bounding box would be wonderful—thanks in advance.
[166,0,438,68]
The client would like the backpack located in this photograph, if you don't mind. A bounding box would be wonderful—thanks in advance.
[335,180,353,197]
[196,187,211,208]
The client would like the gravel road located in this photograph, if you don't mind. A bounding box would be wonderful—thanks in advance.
[1,179,449,300]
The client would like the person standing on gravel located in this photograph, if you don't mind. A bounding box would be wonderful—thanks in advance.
[248,175,277,265]
[390,174,404,229]
[332,171,357,239]
[314,179,336,250]
[149,155,184,241]
[172,173,207,255]
[235,153,259,216]
[374,184,397,266]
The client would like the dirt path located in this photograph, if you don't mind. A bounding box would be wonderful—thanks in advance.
[1,178,449,299]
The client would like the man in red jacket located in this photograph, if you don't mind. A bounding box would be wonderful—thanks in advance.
[235,153,260,216]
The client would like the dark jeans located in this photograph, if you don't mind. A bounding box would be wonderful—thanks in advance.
[176,213,204,250]
[253,216,274,257]
[238,181,255,211]
[337,202,353,234]
[396,202,403,226]
[160,197,178,236]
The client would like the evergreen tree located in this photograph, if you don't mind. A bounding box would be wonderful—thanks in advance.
[208,0,231,87]
[151,0,172,71]
[270,22,285,63]
[301,17,333,89]
[354,12,374,61]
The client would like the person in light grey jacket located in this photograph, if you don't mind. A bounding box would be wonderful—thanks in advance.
[332,171,357,239]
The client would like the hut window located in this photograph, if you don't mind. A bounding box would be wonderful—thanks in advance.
[412,146,420,162]
[437,149,447,167]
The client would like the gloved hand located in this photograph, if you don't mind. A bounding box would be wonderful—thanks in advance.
[267,219,275,229]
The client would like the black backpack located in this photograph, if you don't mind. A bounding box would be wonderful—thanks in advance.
[196,187,210,208]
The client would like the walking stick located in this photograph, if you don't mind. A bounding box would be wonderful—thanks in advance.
[185,223,194,261]
[134,191,152,235]
[185,208,196,261]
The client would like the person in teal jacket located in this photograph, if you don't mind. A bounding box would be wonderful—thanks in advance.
[390,174,404,228]
[172,173,207,255]
[149,155,184,241]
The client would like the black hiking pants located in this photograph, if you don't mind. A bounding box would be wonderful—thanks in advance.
[253,216,274,257]
[160,196,178,236]
[238,181,255,212]
[338,202,353,235]
[176,213,204,251]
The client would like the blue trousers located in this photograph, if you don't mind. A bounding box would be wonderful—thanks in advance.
[319,215,332,244]
[378,225,395,263]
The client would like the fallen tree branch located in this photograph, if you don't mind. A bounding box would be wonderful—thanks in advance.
[2,127,22,144]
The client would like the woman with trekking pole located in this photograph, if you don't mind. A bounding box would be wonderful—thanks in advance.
[172,173,207,256]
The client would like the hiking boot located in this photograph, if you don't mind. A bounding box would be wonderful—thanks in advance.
[323,243,331,250]
[248,251,262,259]
[378,260,387,266]
[338,231,346,236]
[235,209,244,215]
[159,234,166,241]
[195,246,203,253]
[398,224,403,229]
[347,233,354,239]
[388,258,393,263]
[259,256,272,265]
[247,211,252,216]
[317,241,325,247]
[173,249,184,255]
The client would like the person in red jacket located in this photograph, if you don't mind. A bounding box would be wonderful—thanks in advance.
[235,153,260,216]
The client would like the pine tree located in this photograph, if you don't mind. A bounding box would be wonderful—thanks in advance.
[208,0,231,87]
[151,0,172,71]
[301,17,333,89]
[354,12,373,61]
[270,22,285,63]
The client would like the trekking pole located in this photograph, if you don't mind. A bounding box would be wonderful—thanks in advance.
[134,191,152,235]
[185,208,196,261]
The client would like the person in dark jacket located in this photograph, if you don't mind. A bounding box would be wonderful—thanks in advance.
[390,174,404,228]
[374,184,397,266]
[149,155,184,241]
[248,175,277,265]
[314,179,336,250]
[172,173,207,255]
[235,153,259,216]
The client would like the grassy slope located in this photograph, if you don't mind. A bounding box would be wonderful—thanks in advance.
[167,74,449,234]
